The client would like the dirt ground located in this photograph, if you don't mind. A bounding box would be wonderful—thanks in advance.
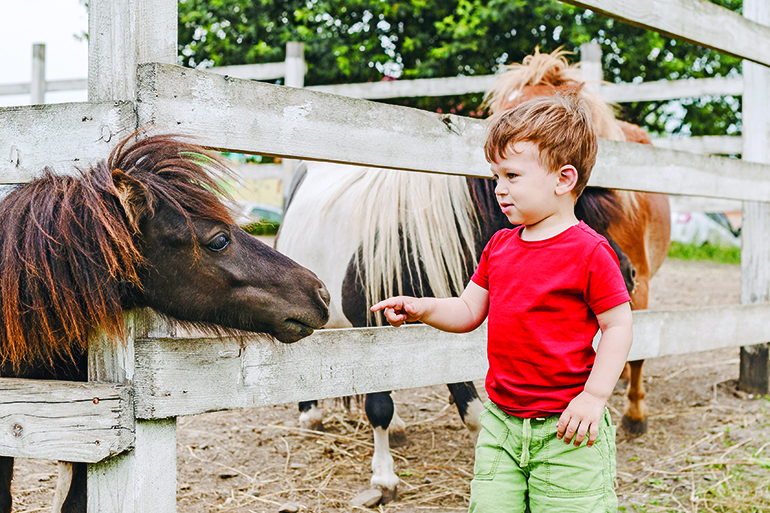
[11,258,770,512]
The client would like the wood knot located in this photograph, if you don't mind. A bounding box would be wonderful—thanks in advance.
[12,424,23,438]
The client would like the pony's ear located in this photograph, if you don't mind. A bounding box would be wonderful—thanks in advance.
[112,169,150,232]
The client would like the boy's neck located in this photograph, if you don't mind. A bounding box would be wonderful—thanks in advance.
[520,209,579,241]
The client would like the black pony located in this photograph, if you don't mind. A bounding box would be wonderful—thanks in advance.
[0,134,330,513]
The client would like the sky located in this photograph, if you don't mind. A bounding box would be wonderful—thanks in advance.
[0,0,89,107]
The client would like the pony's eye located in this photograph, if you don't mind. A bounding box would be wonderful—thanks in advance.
[206,233,230,252]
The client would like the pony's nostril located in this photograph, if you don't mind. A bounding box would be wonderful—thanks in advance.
[318,286,331,307]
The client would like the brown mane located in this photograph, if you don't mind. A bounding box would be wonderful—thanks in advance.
[0,134,234,371]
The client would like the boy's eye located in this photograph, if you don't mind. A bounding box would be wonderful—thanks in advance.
[507,173,517,180]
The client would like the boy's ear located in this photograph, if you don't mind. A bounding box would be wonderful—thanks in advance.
[555,165,578,196]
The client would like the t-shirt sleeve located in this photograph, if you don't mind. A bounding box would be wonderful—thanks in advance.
[470,234,495,290]
[584,240,632,314]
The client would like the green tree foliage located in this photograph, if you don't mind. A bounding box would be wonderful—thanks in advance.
[178,0,743,137]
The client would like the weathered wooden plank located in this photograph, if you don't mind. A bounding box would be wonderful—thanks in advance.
[590,140,770,202]
[135,63,489,178]
[308,73,742,103]
[0,101,136,182]
[738,0,770,395]
[0,79,89,97]
[651,135,742,155]
[602,77,743,104]
[132,302,770,419]
[137,63,770,202]
[560,0,770,68]
[87,2,179,511]
[89,0,177,102]
[0,379,133,462]
[308,74,499,99]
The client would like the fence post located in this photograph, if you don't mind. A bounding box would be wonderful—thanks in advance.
[738,0,770,395]
[580,42,602,94]
[282,42,305,207]
[30,43,46,105]
[86,0,179,511]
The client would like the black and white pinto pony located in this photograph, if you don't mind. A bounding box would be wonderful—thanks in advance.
[0,134,330,513]
[276,49,669,502]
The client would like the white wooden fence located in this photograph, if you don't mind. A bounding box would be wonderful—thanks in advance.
[0,0,768,511]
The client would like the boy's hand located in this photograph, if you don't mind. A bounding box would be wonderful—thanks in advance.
[556,391,606,447]
[370,297,426,327]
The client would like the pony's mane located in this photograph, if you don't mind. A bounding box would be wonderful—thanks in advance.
[0,134,234,370]
[323,168,479,325]
[483,47,626,142]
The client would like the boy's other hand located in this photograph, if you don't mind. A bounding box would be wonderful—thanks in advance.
[370,296,425,327]
[556,391,606,447]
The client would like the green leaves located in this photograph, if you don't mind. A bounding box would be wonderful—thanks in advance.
[178,0,744,136]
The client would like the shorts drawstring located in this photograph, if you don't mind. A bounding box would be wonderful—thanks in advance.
[520,418,531,468]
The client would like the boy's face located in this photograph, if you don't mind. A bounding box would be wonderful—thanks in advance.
[490,141,561,227]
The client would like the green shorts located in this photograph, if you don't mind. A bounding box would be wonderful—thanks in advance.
[469,401,617,513]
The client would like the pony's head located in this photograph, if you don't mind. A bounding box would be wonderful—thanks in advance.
[483,47,626,141]
[0,134,330,372]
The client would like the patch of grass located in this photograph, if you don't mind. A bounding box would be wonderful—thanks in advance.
[667,241,741,265]
[242,221,280,236]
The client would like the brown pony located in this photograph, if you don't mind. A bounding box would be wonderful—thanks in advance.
[484,47,672,435]
[0,134,330,513]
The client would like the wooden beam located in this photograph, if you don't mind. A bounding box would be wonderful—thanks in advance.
[602,77,743,104]
[136,63,770,202]
[132,302,770,419]
[739,0,770,395]
[651,135,742,155]
[308,74,498,99]
[0,379,133,462]
[0,101,136,182]
[560,0,770,68]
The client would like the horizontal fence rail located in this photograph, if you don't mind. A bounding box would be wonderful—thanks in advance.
[1,65,767,200]
[0,101,136,180]
[134,64,770,201]
[130,301,770,420]
[0,379,133,462]
[561,0,770,67]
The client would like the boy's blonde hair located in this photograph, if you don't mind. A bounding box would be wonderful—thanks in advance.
[484,91,598,198]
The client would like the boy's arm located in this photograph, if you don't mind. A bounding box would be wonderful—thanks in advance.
[370,281,489,333]
[557,301,633,447]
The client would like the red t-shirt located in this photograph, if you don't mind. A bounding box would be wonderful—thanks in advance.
[471,221,631,417]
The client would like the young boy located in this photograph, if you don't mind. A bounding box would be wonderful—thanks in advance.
[371,93,632,513]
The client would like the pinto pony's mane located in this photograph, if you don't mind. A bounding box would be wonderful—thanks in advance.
[0,135,234,371]
[322,168,479,325]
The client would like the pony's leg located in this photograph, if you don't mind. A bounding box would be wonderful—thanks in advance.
[52,461,73,513]
[389,405,407,447]
[60,462,86,513]
[299,400,324,431]
[447,382,484,435]
[0,457,13,513]
[622,360,648,436]
[365,392,399,503]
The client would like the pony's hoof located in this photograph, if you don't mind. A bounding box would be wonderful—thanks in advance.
[621,415,648,437]
[389,428,407,448]
[379,485,398,504]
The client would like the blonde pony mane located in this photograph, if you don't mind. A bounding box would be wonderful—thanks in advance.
[483,47,626,142]
[321,168,479,326]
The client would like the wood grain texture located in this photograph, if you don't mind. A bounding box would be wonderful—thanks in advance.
[0,379,133,462]
[738,0,770,394]
[136,63,770,201]
[0,101,136,182]
[561,0,770,67]
[131,302,770,419]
